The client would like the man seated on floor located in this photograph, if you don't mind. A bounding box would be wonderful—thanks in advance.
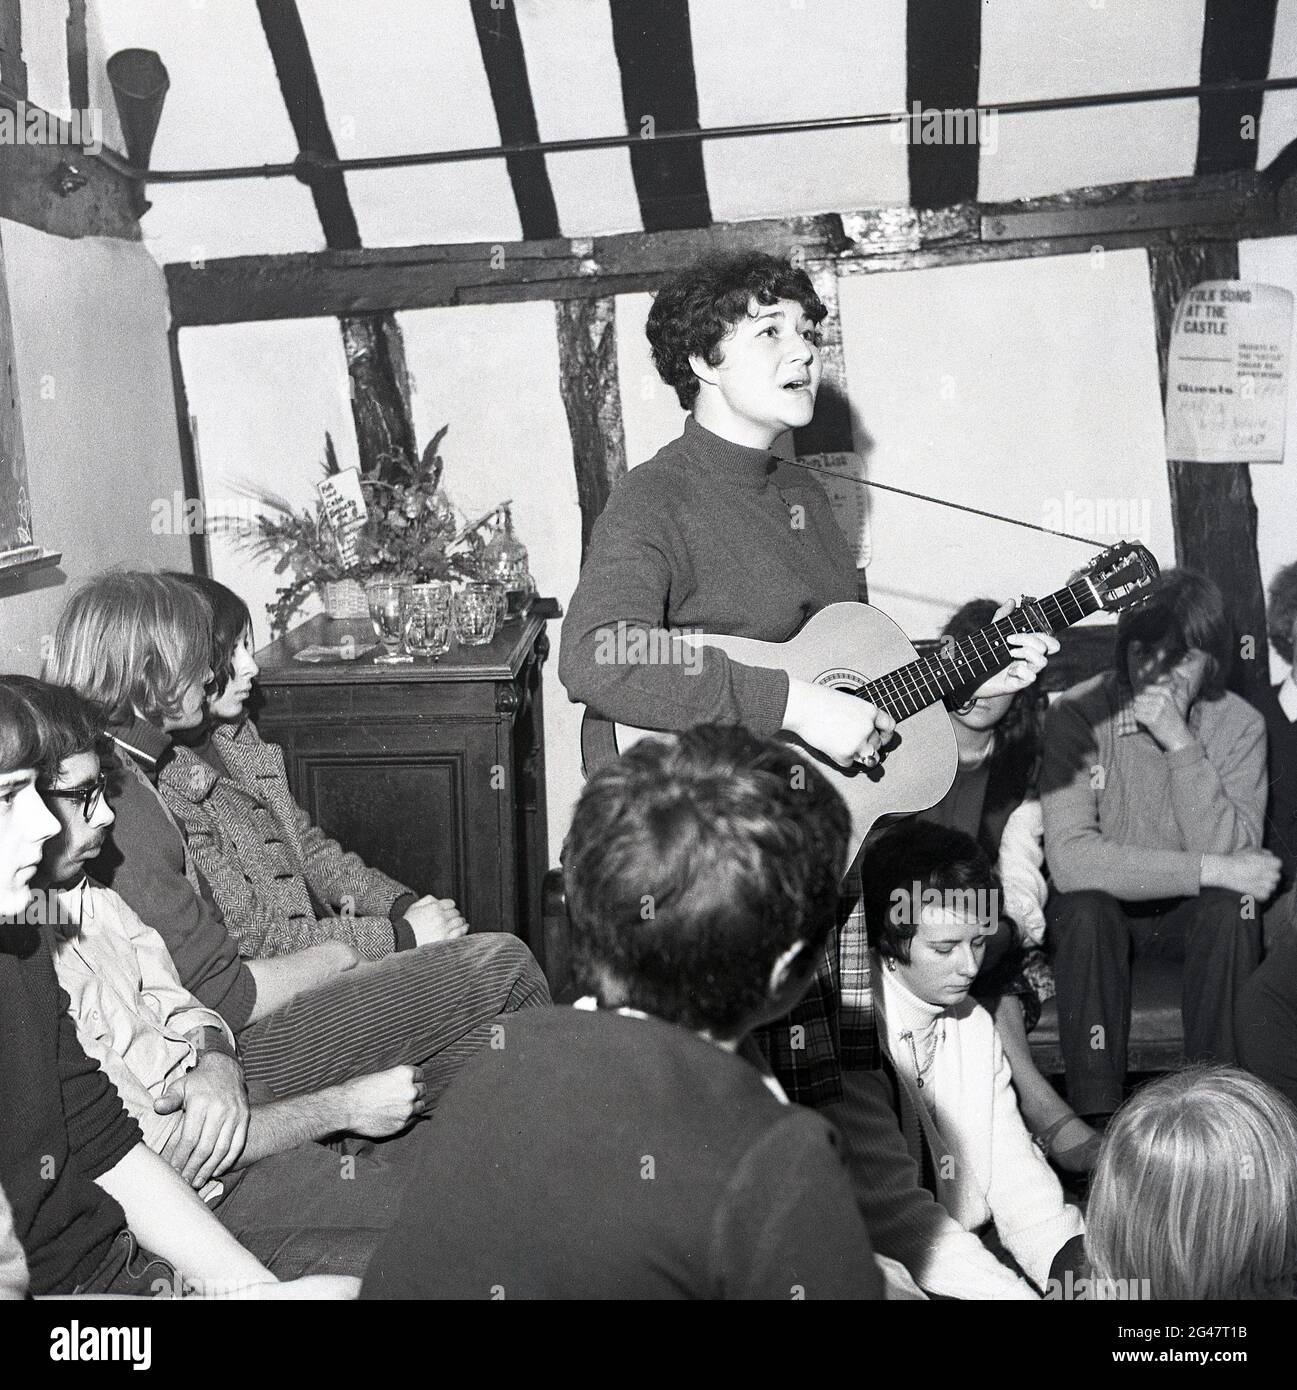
[363,725,885,1300]
[0,682,351,1299]
[1041,568,1279,1125]
[14,677,431,1280]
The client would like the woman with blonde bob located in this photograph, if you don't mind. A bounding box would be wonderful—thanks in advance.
[1087,1065,1297,1301]
[45,569,549,1108]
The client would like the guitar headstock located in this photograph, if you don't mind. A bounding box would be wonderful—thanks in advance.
[1074,541,1161,615]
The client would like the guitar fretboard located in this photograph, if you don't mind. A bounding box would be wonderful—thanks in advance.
[857,579,1099,722]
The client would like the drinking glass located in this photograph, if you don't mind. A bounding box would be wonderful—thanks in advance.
[454,583,499,647]
[401,582,454,660]
[366,581,413,664]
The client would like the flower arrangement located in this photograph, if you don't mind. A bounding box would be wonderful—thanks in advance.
[236,425,488,634]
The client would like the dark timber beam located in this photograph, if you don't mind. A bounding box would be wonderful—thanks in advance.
[469,0,559,241]
[66,0,89,113]
[256,0,358,249]
[1196,0,1278,175]
[554,297,627,562]
[0,0,26,97]
[1147,241,1269,706]
[609,0,711,231]
[341,315,417,472]
[256,0,417,478]
[792,258,865,602]
[0,139,140,240]
[906,0,982,209]
[163,169,1295,326]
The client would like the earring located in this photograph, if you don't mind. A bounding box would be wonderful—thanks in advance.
[884,957,897,972]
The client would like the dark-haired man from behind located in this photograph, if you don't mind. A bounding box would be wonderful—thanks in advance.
[362,726,885,1300]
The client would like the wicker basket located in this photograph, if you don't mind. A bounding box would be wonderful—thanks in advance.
[321,578,370,620]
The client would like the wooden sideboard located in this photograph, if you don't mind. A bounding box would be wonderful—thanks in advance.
[252,608,553,967]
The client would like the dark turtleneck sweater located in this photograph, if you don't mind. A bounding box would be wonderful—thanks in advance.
[0,921,140,1294]
[559,416,857,733]
[95,716,258,1031]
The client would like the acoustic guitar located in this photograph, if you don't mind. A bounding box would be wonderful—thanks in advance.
[580,541,1159,865]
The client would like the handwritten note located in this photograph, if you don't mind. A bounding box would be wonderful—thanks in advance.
[1165,280,1292,464]
[317,467,369,567]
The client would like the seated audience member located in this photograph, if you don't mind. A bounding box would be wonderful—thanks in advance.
[1238,561,1297,1105]
[45,572,549,1108]
[363,726,885,1300]
[162,572,467,958]
[1256,559,1297,932]
[0,684,351,1298]
[1041,569,1278,1124]
[922,598,1097,1171]
[858,823,1084,1298]
[1086,1066,1297,1300]
[12,677,427,1278]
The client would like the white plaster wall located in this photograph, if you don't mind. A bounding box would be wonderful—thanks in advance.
[0,220,188,672]
[836,249,1177,642]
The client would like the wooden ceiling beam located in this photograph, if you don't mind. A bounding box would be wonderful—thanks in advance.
[165,172,1293,327]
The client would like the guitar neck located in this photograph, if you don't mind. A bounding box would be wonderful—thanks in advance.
[860,578,1101,722]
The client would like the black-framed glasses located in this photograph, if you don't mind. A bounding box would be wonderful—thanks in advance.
[40,772,107,823]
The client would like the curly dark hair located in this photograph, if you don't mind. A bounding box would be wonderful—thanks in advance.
[561,724,848,1040]
[1268,561,1297,666]
[941,598,1048,798]
[645,252,827,409]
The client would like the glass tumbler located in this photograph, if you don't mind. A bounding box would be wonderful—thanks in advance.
[454,582,499,647]
[401,582,454,660]
[366,581,413,664]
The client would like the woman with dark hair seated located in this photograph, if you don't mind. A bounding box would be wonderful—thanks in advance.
[1087,1065,1297,1300]
[860,821,1084,1298]
[163,572,468,959]
[922,598,1098,1171]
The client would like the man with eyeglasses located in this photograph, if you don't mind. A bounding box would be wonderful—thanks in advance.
[9,676,436,1278]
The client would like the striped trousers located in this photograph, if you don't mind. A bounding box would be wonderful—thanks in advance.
[238,932,551,1101]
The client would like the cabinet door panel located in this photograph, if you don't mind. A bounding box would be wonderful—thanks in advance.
[296,753,468,907]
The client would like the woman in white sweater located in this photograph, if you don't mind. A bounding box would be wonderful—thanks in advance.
[860,821,1084,1297]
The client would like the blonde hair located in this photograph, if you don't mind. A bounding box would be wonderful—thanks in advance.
[46,571,212,726]
[1087,1066,1297,1300]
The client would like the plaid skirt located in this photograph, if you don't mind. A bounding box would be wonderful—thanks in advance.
[748,862,877,1108]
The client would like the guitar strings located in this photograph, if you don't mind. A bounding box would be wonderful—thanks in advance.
[860,580,1094,720]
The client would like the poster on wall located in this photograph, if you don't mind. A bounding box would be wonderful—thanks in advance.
[794,452,872,566]
[1164,280,1292,464]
